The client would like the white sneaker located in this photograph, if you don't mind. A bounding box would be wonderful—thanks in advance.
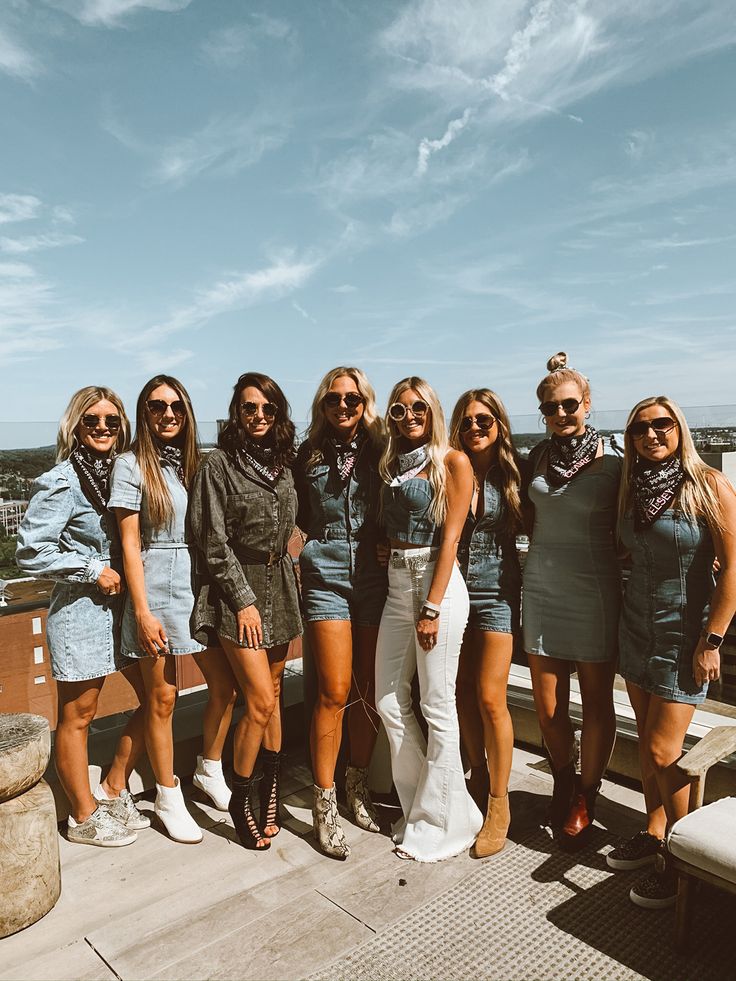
[67,806,137,847]
[192,755,231,811]
[154,776,203,844]
[95,785,151,831]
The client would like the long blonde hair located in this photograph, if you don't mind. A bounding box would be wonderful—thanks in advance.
[56,386,130,462]
[536,351,591,404]
[379,376,448,525]
[305,366,385,467]
[618,395,722,531]
[132,375,200,530]
[449,388,522,534]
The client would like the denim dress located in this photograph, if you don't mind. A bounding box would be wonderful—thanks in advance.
[188,449,302,649]
[619,510,714,704]
[295,438,387,626]
[381,479,440,546]
[109,451,205,658]
[457,474,521,634]
[16,460,124,682]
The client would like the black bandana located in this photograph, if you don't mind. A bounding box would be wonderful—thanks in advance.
[547,425,600,487]
[241,437,282,485]
[71,445,112,515]
[632,455,684,529]
[329,431,364,483]
[159,442,185,483]
[390,443,429,486]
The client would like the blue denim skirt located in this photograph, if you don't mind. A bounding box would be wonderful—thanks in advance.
[300,537,387,626]
[47,582,125,682]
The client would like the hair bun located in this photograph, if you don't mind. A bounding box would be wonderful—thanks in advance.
[546,352,568,372]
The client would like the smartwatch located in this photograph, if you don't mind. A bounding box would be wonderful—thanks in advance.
[702,630,724,649]
[419,606,440,621]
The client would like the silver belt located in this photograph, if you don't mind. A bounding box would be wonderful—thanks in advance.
[389,546,439,570]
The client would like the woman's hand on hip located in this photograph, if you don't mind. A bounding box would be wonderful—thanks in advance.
[416,616,439,652]
[96,566,122,596]
[135,611,169,658]
[693,639,720,687]
[236,604,263,649]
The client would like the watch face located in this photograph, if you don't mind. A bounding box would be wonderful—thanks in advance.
[705,632,724,648]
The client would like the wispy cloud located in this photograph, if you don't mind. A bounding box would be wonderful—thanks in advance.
[0,232,84,254]
[292,300,316,324]
[416,108,472,176]
[330,284,357,294]
[386,194,468,238]
[0,28,42,82]
[624,129,654,161]
[0,193,42,225]
[48,0,192,27]
[200,14,295,68]
[637,233,736,251]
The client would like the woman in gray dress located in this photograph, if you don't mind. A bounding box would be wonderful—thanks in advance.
[189,372,302,851]
[523,353,622,850]
[111,376,236,844]
[17,387,148,847]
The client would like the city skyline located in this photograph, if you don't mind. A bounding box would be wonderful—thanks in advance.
[0,0,735,439]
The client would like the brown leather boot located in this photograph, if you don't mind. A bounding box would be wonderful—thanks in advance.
[472,793,510,858]
[548,760,576,834]
[559,779,600,851]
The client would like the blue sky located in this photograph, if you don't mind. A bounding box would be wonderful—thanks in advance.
[0,0,735,444]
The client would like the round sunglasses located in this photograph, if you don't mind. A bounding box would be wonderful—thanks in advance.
[240,401,277,419]
[81,413,121,432]
[388,400,428,421]
[146,399,186,418]
[539,397,583,417]
[323,392,364,410]
[460,413,496,433]
[626,417,677,440]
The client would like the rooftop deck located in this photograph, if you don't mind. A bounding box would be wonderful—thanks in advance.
[2,745,734,981]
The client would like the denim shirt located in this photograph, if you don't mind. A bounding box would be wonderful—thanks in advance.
[295,438,382,544]
[16,460,116,583]
[109,451,188,546]
[382,478,439,547]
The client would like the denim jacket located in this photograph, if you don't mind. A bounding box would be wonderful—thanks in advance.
[16,460,116,583]
[457,472,521,591]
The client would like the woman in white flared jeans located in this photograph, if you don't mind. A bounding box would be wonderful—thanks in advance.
[375,376,483,862]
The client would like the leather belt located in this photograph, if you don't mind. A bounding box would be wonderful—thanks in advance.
[235,546,287,567]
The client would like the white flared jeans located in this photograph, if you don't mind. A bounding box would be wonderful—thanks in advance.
[375,549,482,862]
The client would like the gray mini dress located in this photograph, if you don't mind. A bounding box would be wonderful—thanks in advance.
[109,451,205,658]
[16,460,125,682]
[523,441,622,662]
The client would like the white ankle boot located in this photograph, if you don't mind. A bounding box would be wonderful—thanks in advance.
[192,755,231,811]
[154,777,203,843]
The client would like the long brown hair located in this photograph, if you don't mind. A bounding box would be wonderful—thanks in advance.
[218,372,296,468]
[449,388,522,534]
[132,375,200,530]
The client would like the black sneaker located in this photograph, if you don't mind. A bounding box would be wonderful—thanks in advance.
[629,866,677,909]
[607,831,663,870]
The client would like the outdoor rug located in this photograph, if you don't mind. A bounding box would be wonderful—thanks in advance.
[307,825,735,981]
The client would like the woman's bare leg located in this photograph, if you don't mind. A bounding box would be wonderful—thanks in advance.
[262,644,290,753]
[642,695,695,829]
[309,620,353,788]
[475,629,514,798]
[626,682,666,838]
[576,660,617,791]
[55,678,104,822]
[347,624,380,769]
[528,653,575,769]
[219,637,277,779]
[102,662,146,796]
[193,647,238,761]
[138,654,178,787]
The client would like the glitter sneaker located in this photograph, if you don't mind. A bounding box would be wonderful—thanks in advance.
[67,806,137,847]
[606,831,663,871]
[95,787,151,831]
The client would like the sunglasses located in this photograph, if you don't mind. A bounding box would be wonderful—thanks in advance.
[539,397,583,417]
[460,413,496,433]
[146,399,186,417]
[323,392,364,410]
[81,414,121,432]
[627,417,678,440]
[388,400,428,421]
[240,401,277,419]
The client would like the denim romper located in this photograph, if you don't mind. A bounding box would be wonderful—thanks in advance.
[295,439,387,626]
[457,475,521,634]
[109,451,205,658]
[16,461,125,682]
[619,510,714,704]
[382,478,440,546]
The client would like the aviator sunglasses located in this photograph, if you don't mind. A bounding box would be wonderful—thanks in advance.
[147,399,186,417]
[388,400,428,421]
[240,401,277,419]
[539,397,583,417]
[460,413,496,433]
[626,417,678,440]
[323,392,364,410]
[81,414,121,432]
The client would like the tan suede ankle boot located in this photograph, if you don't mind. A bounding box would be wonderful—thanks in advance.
[472,793,510,858]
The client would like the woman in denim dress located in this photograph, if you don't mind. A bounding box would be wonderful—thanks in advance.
[111,375,236,844]
[449,389,523,857]
[606,396,736,909]
[16,387,148,847]
[189,372,302,851]
[294,366,387,860]
[523,353,622,851]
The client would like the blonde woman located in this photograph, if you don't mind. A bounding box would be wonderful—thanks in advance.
[17,387,148,846]
[294,367,387,859]
[523,353,622,850]
[375,377,482,862]
[606,396,736,908]
[450,389,523,857]
[110,375,236,844]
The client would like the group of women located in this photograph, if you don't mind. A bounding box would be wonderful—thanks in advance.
[16,353,736,913]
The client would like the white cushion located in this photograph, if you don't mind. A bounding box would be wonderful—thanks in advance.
[668,797,736,884]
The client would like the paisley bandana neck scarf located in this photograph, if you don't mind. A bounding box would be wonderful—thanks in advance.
[632,454,684,528]
[241,437,282,485]
[329,431,364,483]
[390,443,429,486]
[71,444,112,515]
[547,425,600,488]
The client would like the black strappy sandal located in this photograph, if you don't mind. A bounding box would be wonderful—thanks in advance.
[228,772,271,850]
[259,748,282,838]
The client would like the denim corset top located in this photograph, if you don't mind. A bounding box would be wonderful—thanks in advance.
[382,477,439,546]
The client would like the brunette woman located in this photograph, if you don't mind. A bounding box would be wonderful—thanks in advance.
[523,353,622,850]
[17,387,148,846]
[294,367,387,859]
[110,376,235,844]
[189,372,302,851]
[450,389,522,857]
[375,377,482,862]
[607,396,736,908]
